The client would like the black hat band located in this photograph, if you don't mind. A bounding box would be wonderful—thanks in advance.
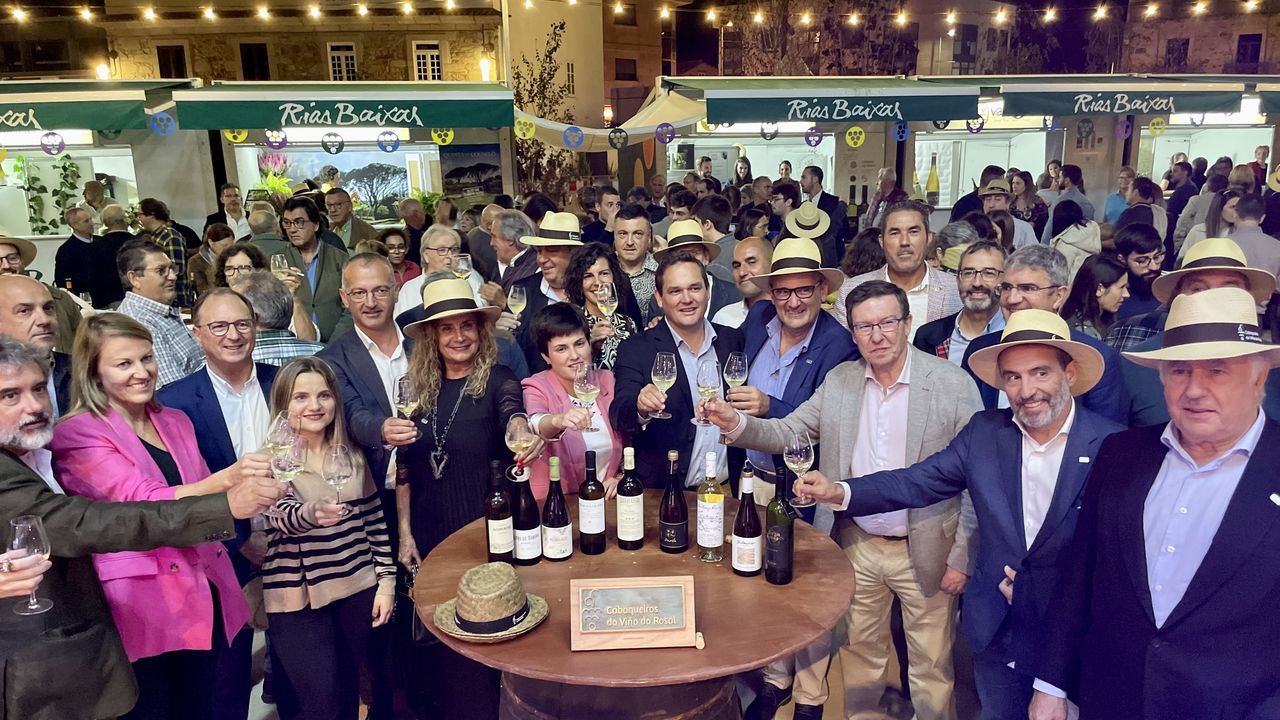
[794,216,822,231]
[1182,256,1245,270]
[539,228,581,241]
[772,256,821,272]
[668,233,704,246]
[424,297,480,319]
[455,599,530,635]
[1163,321,1265,348]
[1001,328,1067,344]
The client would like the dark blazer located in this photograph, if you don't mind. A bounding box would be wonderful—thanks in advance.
[52,234,99,295]
[466,227,499,283]
[961,327,1129,426]
[257,238,350,342]
[395,305,530,380]
[156,363,279,583]
[91,231,134,308]
[813,190,847,267]
[644,270,741,326]
[499,248,540,293]
[842,406,1123,669]
[912,312,959,360]
[609,320,746,491]
[1038,421,1280,720]
[0,450,234,720]
[742,301,858,419]
[51,351,71,418]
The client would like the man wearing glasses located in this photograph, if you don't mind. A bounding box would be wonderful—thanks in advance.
[204,183,250,239]
[914,241,1008,365]
[115,239,205,388]
[325,188,377,250]
[769,183,801,240]
[278,196,349,342]
[959,245,1128,424]
[1113,224,1165,321]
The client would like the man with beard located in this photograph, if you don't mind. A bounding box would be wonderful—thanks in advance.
[914,241,1007,365]
[796,309,1124,720]
[1113,224,1164,320]
[711,236,772,328]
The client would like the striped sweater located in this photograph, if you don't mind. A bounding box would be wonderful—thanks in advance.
[262,488,396,614]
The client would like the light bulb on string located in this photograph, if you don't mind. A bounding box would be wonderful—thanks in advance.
[659,4,669,17]
[848,12,860,24]
[706,7,716,21]
[614,1,623,13]
[203,6,216,19]
[79,5,93,21]
[994,7,1008,23]
[894,10,907,25]
[308,4,321,18]
[1143,2,1157,16]
[945,10,956,24]
[1245,0,1260,10]
[11,6,27,22]
[446,0,456,9]
[403,2,415,13]
[753,9,764,22]
[800,11,811,24]
[1043,6,1057,21]
[142,6,157,21]
[257,5,270,19]
[356,3,369,15]
[1191,0,1207,13]
[1093,4,1108,19]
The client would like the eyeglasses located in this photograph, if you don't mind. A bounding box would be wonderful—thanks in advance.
[198,320,254,337]
[424,245,459,257]
[997,282,1062,295]
[769,283,821,302]
[0,253,22,266]
[958,268,1003,282]
[324,201,350,210]
[1128,252,1165,268]
[851,317,906,338]
[281,218,312,229]
[344,286,394,302]
[224,264,255,276]
[144,264,176,277]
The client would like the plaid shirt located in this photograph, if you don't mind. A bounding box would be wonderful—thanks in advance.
[117,292,205,388]
[252,329,325,367]
[149,223,194,307]
[1104,306,1169,352]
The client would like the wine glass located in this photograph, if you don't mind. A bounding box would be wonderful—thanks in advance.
[270,254,291,280]
[595,282,619,318]
[573,366,601,432]
[723,351,748,388]
[784,431,816,507]
[453,253,473,280]
[270,436,305,488]
[649,352,677,419]
[507,284,528,319]
[323,444,356,511]
[691,358,721,426]
[504,413,534,474]
[264,412,297,457]
[8,516,51,615]
[395,376,418,420]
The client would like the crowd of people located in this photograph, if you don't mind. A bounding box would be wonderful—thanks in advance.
[0,146,1277,720]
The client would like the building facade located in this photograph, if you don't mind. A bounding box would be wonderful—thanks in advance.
[1121,0,1277,73]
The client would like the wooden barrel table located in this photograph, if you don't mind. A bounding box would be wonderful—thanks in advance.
[413,489,855,720]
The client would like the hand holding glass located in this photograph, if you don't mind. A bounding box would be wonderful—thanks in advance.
[649,352,677,419]
[507,285,527,318]
[505,413,535,471]
[693,359,721,426]
[573,366,601,432]
[8,516,51,615]
[723,351,748,388]
[323,445,356,511]
[784,431,816,507]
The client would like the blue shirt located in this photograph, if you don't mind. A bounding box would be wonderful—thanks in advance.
[666,318,726,487]
[1103,191,1128,225]
[1144,410,1265,627]
[744,317,816,471]
[304,250,320,323]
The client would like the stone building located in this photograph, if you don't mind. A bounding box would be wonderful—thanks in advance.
[1120,0,1277,73]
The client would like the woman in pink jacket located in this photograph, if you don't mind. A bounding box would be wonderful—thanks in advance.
[50,313,266,720]
[522,303,626,499]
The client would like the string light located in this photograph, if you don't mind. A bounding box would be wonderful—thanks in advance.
[994,7,1008,23]
[524,0,533,9]
[96,62,110,79]
[1192,0,1207,12]
[944,10,956,24]
[1143,2,1157,16]
[1093,4,1108,19]
[445,0,455,9]
[660,4,669,17]
[800,11,811,24]
[848,12,859,24]
[614,1,623,13]
[10,6,26,21]
[753,10,764,23]
[202,6,216,19]
[142,6,157,20]
[308,4,321,18]
[1043,6,1057,20]
[402,1,414,13]
[257,5,270,19]
[1245,0,1260,10]
[894,10,907,25]
[79,5,93,21]
[706,7,716,21]
[356,3,368,15]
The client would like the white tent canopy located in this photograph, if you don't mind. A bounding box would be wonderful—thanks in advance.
[517,87,705,153]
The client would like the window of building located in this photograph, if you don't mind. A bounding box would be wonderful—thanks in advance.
[155,44,187,79]
[615,58,638,81]
[566,62,576,96]
[1165,38,1189,68]
[1236,33,1262,66]
[31,40,71,71]
[413,41,443,81]
[0,41,21,73]
[613,4,637,25]
[953,23,978,74]
[328,42,358,82]
[240,43,270,81]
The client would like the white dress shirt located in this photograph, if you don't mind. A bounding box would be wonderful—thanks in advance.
[1013,401,1076,550]
[208,366,271,459]
[355,326,409,488]
[20,448,62,494]
[666,318,726,487]
[222,211,251,239]
[710,300,749,329]
[850,353,912,537]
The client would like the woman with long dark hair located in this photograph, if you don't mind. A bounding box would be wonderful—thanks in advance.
[1181,188,1243,261]
[1010,170,1049,237]
[731,157,754,187]
[564,243,641,369]
[1061,254,1130,339]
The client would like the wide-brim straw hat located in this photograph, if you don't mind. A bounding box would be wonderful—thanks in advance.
[749,237,844,291]
[1268,168,1280,194]
[403,278,501,339]
[654,218,720,262]
[520,211,585,247]
[1152,237,1276,304]
[968,309,1105,396]
[1124,286,1280,368]
[433,562,549,644]
[979,178,1012,197]
[784,201,831,239]
[0,235,37,268]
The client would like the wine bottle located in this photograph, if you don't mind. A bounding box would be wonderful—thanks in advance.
[658,450,688,553]
[512,462,542,566]
[765,463,794,585]
[579,451,606,555]
[616,447,645,551]
[732,465,762,577]
[542,457,572,561]
[484,460,514,564]
[926,153,941,207]
[696,452,724,563]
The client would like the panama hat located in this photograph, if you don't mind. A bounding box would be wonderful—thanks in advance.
[403,278,501,339]
[979,178,1012,196]
[749,237,844,291]
[520,211,584,247]
[0,235,37,268]
[653,218,720,262]
[1268,168,1280,194]
[784,201,831,240]
[1152,237,1276,304]
[968,309,1105,396]
[433,563,549,644]
[1123,287,1280,368]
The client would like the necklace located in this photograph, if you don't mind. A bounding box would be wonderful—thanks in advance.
[425,379,467,479]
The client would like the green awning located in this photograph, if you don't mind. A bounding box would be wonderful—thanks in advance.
[172,82,514,130]
[1255,83,1280,113]
[0,80,192,130]
[1000,81,1244,116]
[663,76,979,123]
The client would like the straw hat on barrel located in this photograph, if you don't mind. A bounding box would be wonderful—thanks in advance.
[433,562,549,643]
[968,309,1105,397]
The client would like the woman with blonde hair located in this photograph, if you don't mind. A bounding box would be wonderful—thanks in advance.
[1228,163,1258,195]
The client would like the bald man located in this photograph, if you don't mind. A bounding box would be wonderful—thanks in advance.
[0,274,72,415]
[0,236,85,353]
[466,203,501,282]
[712,236,773,328]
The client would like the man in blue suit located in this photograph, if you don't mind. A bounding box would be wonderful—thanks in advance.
[158,287,278,720]
[961,244,1129,425]
[797,309,1125,720]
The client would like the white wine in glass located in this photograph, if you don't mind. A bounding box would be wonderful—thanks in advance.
[692,358,721,426]
[650,352,677,419]
[263,411,297,458]
[395,376,419,419]
[723,351,748,388]
[596,282,619,317]
[574,367,601,432]
[8,516,52,615]
[269,254,291,281]
[453,253,473,280]
[507,285,528,318]
[271,438,305,486]
[505,414,535,475]
[784,431,816,507]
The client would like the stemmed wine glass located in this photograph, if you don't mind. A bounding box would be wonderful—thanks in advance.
[573,366,601,432]
[692,358,721,426]
[269,254,291,280]
[507,285,527,319]
[595,282,619,319]
[323,444,356,514]
[270,436,305,489]
[8,516,51,616]
[263,413,303,519]
[504,414,535,474]
[395,376,419,420]
[649,352,677,419]
[784,430,816,508]
[453,254,473,280]
[723,351,748,388]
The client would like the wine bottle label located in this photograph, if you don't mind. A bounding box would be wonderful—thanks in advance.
[513,527,542,559]
[579,497,606,534]
[659,520,688,548]
[765,524,793,569]
[732,534,763,572]
[696,498,724,548]
[487,517,514,554]
[543,524,573,559]
[617,494,644,541]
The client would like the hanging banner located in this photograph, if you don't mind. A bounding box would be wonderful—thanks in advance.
[1001,84,1243,117]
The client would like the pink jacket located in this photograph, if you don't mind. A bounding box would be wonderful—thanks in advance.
[521,369,626,499]
[50,407,250,661]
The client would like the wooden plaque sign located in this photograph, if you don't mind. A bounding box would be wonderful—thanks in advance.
[569,576,696,651]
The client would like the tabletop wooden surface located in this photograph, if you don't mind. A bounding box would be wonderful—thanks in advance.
[414,489,856,688]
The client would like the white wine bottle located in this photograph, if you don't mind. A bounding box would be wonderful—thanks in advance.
[542,457,573,561]
[696,452,724,563]
[616,448,645,551]
[731,465,762,577]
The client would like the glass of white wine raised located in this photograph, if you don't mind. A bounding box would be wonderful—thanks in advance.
[692,358,721,426]
[650,352,677,419]
[395,376,419,420]
[723,351,748,388]
[596,282,619,318]
[784,430,816,508]
[505,414,535,474]
[453,253,473,280]
[507,285,527,319]
[573,366,601,432]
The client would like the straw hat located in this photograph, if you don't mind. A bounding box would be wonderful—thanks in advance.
[0,235,37,268]
[520,211,584,247]
[1123,287,1280,368]
[433,563,549,644]
[654,218,720,262]
[979,178,1012,197]
[1267,168,1280,194]
[968,309,1105,396]
[403,278,501,339]
[749,237,844,291]
[784,201,831,239]
[1152,237,1276,304]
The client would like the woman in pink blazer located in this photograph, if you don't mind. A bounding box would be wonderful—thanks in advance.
[50,313,265,720]
[522,303,627,499]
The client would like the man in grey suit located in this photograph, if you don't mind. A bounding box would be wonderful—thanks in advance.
[706,280,980,720]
